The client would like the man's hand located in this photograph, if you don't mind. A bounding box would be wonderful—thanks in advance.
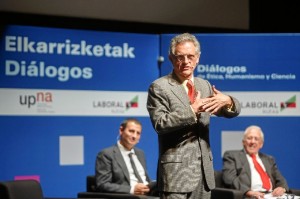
[246,190,265,199]
[201,86,232,115]
[272,187,286,197]
[133,183,150,195]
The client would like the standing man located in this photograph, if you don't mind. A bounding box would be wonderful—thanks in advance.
[95,118,157,196]
[222,125,289,199]
[147,33,241,199]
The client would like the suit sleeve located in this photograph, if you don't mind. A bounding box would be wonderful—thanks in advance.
[95,151,130,193]
[222,151,250,194]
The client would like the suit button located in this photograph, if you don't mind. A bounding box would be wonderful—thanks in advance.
[198,157,201,160]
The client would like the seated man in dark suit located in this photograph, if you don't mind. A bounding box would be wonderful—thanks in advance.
[222,125,289,199]
[95,118,157,197]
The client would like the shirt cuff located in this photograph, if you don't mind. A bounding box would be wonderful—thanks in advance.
[130,186,135,194]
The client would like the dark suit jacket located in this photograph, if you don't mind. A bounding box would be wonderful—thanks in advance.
[95,144,152,193]
[147,72,241,193]
[222,150,289,194]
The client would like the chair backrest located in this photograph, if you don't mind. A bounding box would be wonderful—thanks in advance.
[87,175,97,192]
[214,170,225,188]
[0,180,44,199]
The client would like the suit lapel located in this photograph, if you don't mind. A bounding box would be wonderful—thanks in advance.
[194,78,202,97]
[194,78,213,98]
[113,145,131,183]
[135,149,151,182]
[168,73,190,106]
[259,154,272,178]
[240,150,251,180]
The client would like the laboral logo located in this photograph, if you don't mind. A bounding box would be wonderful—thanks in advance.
[126,96,138,110]
[237,92,299,115]
[93,95,139,113]
[280,95,296,111]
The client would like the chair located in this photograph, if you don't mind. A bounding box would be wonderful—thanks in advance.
[211,170,244,199]
[212,170,300,199]
[0,180,44,199]
[290,188,300,196]
[77,175,157,199]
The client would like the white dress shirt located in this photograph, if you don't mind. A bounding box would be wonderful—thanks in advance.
[117,141,148,194]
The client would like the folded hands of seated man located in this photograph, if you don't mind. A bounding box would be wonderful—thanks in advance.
[134,183,150,195]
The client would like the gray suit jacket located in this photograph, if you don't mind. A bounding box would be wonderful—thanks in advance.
[222,150,289,194]
[147,72,241,193]
[95,144,151,193]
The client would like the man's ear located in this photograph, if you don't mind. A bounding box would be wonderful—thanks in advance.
[119,126,124,136]
[196,56,200,65]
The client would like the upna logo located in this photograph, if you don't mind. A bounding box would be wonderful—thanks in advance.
[19,91,53,108]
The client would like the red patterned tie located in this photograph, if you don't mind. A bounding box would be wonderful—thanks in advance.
[186,80,195,103]
[251,154,271,191]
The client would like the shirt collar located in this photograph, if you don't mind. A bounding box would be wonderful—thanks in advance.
[182,76,194,85]
[117,140,135,154]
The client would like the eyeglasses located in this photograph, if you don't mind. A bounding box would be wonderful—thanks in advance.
[172,54,198,62]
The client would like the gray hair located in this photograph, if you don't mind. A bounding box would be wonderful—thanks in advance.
[169,33,201,56]
[243,125,264,142]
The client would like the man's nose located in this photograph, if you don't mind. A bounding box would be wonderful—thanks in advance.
[132,132,138,137]
[182,56,190,63]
